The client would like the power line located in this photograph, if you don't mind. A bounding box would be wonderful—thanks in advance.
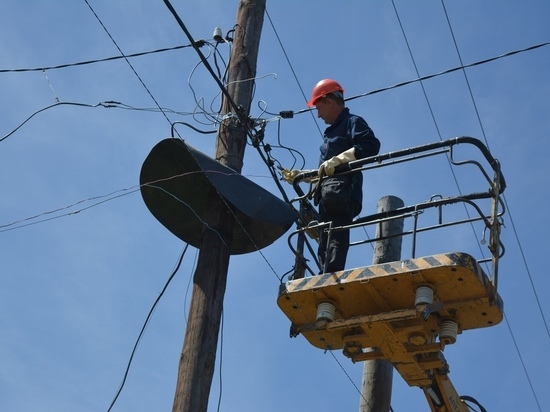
[343,41,550,103]
[0,101,116,143]
[440,2,489,150]
[386,1,545,409]
[504,314,543,411]
[501,196,550,341]
[0,99,221,144]
[438,0,546,408]
[264,7,323,138]
[218,187,372,408]
[440,3,550,340]
[107,244,188,411]
[0,44,194,73]
[389,0,468,212]
[83,0,178,134]
[0,171,225,234]
[285,40,550,119]
[390,0,489,320]
[0,184,140,233]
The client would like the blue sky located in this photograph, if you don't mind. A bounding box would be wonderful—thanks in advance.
[0,1,549,411]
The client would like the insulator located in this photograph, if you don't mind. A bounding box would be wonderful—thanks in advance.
[316,301,336,322]
[439,319,459,344]
[415,285,434,307]
[213,27,224,43]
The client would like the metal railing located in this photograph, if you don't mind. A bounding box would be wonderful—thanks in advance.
[286,136,506,293]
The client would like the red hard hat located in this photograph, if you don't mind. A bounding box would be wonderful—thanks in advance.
[307,79,345,107]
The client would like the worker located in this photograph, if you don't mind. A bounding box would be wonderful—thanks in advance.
[308,79,380,273]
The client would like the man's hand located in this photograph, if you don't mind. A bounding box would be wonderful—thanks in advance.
[318,157,342,177]
[318,148,356,177]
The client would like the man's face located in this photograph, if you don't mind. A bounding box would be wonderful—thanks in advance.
[315,97,338,125]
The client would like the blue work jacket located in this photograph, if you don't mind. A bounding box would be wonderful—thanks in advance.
[319,107,380,214]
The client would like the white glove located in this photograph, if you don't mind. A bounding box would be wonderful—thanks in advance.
[318,148,356,177]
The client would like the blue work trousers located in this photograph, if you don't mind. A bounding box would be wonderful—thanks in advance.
[318,201,359,273]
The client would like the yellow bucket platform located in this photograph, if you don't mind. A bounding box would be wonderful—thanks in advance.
[277,252,503,387]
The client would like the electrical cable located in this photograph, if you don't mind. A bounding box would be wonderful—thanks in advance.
[273,118,306,170]
[0,44,194,73]
[106,101,193,116]
[162,0,241,119]
[42,69,60,103]
[390,3,539,409]
[208,73,278,128]
[0,101,116,143]
[504,314,543,411]
[83,0,180,136]
[160,0,296,222]
[344,41,550,103]
[501,197,550,340]
[276,40,550,123]
[106,243,189,412]
[0,185,140,233]
[390,0,486,280]
[440,2,491,151]
[215,184,373,409]
[440,2,550,343]
[209,40,231,116]
[171,121,217,136]
[163,0,277,198]
[211,41,225,81]
[187,44,222,127]
[264,7,323,138]
[0,171,223,239]
[438,1,547,409]
[0,99,217,144]
[460,395,487,412]
[216,310,224,412]
[183,248,199,326]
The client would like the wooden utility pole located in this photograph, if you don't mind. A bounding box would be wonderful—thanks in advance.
[359,195,404,412]
[172,2,266,411]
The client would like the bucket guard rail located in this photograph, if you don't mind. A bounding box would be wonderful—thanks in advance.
[285,136,505,294]
[291,136,505,194]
